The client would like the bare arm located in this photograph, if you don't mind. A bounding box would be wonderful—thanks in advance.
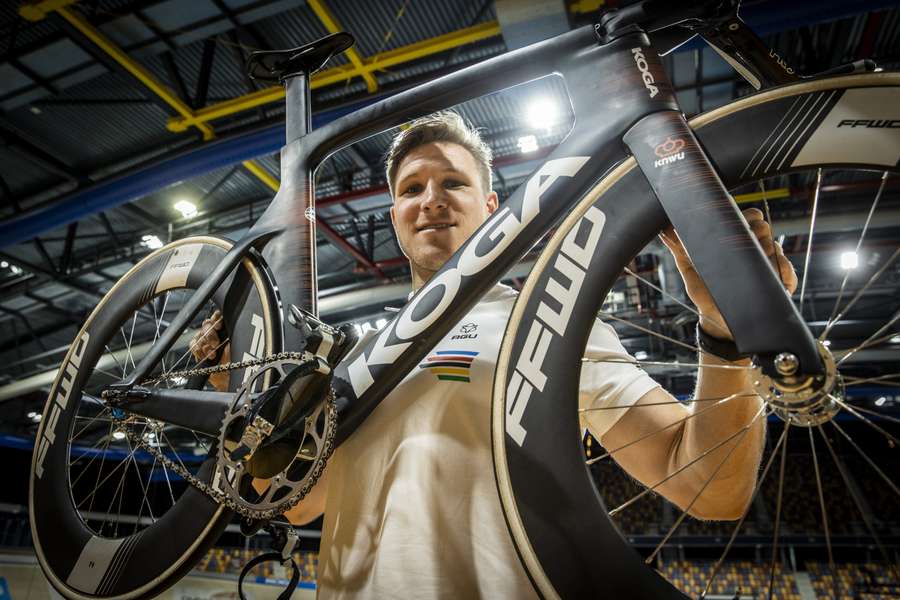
[599,209,796,520]
[251,471,328,526]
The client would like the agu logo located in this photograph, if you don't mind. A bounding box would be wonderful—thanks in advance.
[419,350,479,382]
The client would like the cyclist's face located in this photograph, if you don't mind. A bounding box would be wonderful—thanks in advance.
[391,141,498,287]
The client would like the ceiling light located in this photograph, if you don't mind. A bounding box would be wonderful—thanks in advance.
[112,431,126,440]
[27,411,41,422]
[526,98,559,130]
[890,335,900,344]
[517,135,538,154]
[141,235,163,250]
[0,261,7,268]
[823,340,831,347]
[875,397,886,407]
[174,199,197,219]
[9,265,21,274]
[634,350,648,360]
[840,251,858,270]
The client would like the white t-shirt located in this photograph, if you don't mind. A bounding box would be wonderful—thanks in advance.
[317,284,659,599]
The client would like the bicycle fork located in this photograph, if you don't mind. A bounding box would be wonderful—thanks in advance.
[623,109,824,379]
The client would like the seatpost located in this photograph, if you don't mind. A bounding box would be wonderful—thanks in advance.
[284,73,311,144]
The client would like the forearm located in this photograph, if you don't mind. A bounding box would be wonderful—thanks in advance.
[673,330,766,519]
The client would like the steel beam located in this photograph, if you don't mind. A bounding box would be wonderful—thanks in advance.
[166,22,502,133]
[308,0,378,92]
[51,5,215,140]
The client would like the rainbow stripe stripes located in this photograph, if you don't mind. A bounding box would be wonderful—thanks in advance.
[419,350,479,382]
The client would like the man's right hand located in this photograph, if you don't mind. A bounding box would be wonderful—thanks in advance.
[189,309,231,391]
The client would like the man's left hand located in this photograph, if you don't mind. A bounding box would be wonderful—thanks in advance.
[659,207,798,341]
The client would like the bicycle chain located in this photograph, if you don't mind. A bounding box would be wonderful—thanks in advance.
[108,352,337,520]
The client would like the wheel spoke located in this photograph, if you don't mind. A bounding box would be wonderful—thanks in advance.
[70,406,111,443]
[162,312,226,380]
[830,419,900,498]
[105,343,127,378]
[585,391,754,465]
[623,267,728,333]
[822,245,900,343]
[609,406,769,516]
[78,422,146,512]
[817,424,899,577]
[599,311,700,354]
[798,168,823,315]
[701,423,790,599]
[841,403,900,426]
[582,357,753,371]
[832,395,900,447]
[808,426,838,600]
[580,394,754,411]
[820,171,888,340]
[844,372,900,386]
[644,405,770,565]
[70,420,114,489]
[836,307,900,366]
[766,422,790,600]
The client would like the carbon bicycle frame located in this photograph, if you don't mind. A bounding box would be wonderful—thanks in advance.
[114,23,821,445]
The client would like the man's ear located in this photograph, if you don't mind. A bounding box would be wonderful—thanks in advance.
[389,204,397,227]
[486,191,499,215]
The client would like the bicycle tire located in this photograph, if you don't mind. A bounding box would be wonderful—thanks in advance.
[29,235,280,600]
[492,73,900,599]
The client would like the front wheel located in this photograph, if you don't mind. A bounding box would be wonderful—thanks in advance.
[29,236,279,599]
[493,73,900,598]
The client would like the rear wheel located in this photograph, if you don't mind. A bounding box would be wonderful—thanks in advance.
[493,73,900,598]
[29,236,279,599]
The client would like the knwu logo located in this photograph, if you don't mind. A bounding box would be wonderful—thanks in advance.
[653,136,686,168]
[631,48,658,98]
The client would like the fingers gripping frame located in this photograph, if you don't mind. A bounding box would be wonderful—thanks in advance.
[623,111,822,376]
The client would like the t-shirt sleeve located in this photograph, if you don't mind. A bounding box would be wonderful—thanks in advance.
[578,318,661,439]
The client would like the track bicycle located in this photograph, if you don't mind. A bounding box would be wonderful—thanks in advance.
[28,0,900,597]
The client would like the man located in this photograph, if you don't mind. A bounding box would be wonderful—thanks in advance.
[193,111,796,598]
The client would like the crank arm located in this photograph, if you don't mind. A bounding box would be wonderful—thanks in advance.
[110,387,234,437]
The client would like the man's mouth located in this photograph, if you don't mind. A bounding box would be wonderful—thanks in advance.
[416,223,454,232]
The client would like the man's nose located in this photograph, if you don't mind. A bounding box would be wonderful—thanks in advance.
[420,181,447,210]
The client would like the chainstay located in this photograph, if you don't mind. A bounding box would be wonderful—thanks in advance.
[122,388,337,520]
[136,351,313,388]
[113,350,335,520]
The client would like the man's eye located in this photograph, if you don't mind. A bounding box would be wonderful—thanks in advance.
[444,180,465,188]
[403,184,422,195]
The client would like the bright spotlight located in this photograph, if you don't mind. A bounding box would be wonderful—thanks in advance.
[526,98,559,130]
[840,251,858,270]
[141,235,164,250]
[27,411,41,422]
[875,397,886,407]
[0,261,7,268]
[823,340,832,347]
[174,199,198,219]
[517,135,538,154]
[112,431,126,440]
[634,350,649,360]
[890,335,900,344]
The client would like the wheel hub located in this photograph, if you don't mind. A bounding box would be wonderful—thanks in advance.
[752,341,843,427]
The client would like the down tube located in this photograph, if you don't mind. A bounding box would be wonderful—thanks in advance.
[330,31,678,444]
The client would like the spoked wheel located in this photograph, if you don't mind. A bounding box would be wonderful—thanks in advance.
[493,73,900,599]
[29,236,279,599]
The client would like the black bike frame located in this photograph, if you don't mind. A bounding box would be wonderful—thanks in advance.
[116,22,821,444]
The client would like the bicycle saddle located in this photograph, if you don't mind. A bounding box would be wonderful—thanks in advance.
[247,32,355,83]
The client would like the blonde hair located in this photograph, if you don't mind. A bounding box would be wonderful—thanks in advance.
[385,111,493,198]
